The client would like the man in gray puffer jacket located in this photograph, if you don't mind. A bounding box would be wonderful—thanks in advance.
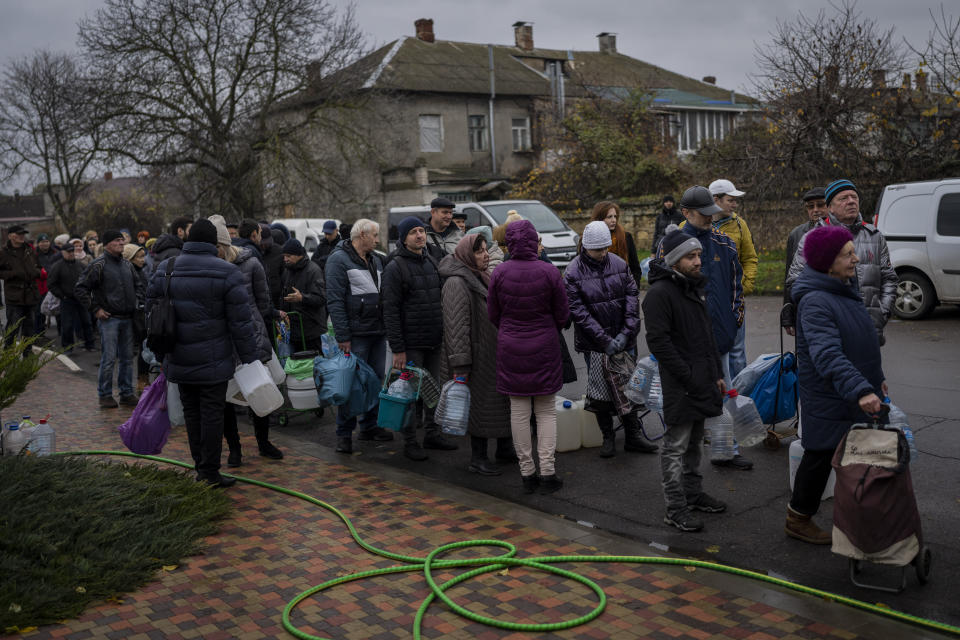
[786,179,897,345]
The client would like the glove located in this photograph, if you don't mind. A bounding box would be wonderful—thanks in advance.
[605,334,626,355]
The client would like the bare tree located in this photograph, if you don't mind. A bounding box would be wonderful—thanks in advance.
[79,0,371,220]
[0,51,109,232]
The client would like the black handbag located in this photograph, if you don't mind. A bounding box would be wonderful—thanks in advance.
[145,258,177,358]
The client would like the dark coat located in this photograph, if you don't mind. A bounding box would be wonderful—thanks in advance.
[151,233,183,264]
[0,241,41,305]
[652,206,684,252]
[232,237,263,263]
[310,234,340,273]
[793,265,885,451]
[234,247,274,362]
[75,251,142,318]
[782,220,816,307]
[260,241,285,310]
[655,224,742,354]
[564,249,640,354]
[619,231,644,288]
[325,239,384,342]
[439,254,511,439]
[382,245,442,352]
[47,255,84,302]
[642,259,724,425]
[280,256,327,348]
[488,220,570,396]
[147,242,258,384]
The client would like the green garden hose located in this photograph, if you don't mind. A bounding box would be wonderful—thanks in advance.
[62,450,960,639]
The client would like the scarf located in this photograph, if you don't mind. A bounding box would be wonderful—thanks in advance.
[453,234,490,286]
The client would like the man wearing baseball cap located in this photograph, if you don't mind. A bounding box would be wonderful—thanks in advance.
[786,179,897,345]
[0,225,42,344]
[310,219,341,273]
[658,186,751,470]
[425,197,463,259]
[707,179,757,381]
[781,187,827,331]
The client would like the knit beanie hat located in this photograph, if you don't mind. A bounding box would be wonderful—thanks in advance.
[282,238,306,256]
[207,214,232,246]
[397,216,425,243]
[824,179,858,205]
[803,225,853,272]
[122,243,144,262]
[662,194,675,204]
[581,220,612,250]
[661,224,703,266]
[187,219,218,246]
[53,233,70,248]
[102,229,124,245]
[504,210,523,226]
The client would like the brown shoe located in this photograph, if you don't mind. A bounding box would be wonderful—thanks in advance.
[119,394,139,407]
[785,505,832,545]
[99,395,119,408]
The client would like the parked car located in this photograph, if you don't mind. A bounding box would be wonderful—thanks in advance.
[875,178,960,319]
[272,218,341,258]
[387,200,579,267]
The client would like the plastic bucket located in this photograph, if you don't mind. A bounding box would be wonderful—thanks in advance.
[285,374,317,392]
[288,388,320,410]
[377,391,413,431]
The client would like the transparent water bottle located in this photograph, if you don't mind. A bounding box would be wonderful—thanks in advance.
[727,390,766,448]
[3,424,26,456]
[440,376,470,436]
[625,355,654,404]
[644,355,663,412]
[885,397,917,465]
[706,405,735,462]
[387,372,415,400]
[27,418,55,456]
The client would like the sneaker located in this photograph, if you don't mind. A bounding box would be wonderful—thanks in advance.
[404,443,429,461]
[468,459,502,476]
[335,437,353,453]
[357,427,394,442]
[539,474,564,495]
[711,454,754,470]
[258,442,284,459]
[423,434,458,450]
[664,508,704,532]
[118,394,139,407]
[99,395,119,408]
[688,493,727,513]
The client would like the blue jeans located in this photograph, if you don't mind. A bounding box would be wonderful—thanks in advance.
[660,419,705,517]
[335,334,386,437]
[97,317,134,398]
[727,321,747,381]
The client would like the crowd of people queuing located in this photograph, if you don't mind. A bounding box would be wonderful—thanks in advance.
[0,178,896,535]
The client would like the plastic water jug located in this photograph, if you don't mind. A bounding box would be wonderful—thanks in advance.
[388,373,415,400]
[885,397,917,465]
[3,424,26,456]
[789,438,835,499]
[726,390,766,447]
[579,397,604,448]
[705,406,735,462]
[644,358,663,413]
[233,360,284,417]
[625,355,655,404]
[439,377,470,436]
[27,419,55,456]
[555,397,581,452]
[266,351,285,385]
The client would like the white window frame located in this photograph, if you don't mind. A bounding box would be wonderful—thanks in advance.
[511,117,531,152]
[468,114,488,152]
[419,114,443,153]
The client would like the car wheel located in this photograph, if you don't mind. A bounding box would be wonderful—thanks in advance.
[894,272,936,320]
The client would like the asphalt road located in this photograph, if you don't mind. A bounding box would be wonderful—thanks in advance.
[275,295,960,628]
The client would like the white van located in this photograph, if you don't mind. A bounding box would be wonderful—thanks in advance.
[875,179,960,319]
[272,218,341,258]
[387,200,579,267]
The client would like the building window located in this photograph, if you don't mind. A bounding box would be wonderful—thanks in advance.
[512,117,531,152]
[419,114,443,152]
[676,111,736,153]
[468,115,488,152]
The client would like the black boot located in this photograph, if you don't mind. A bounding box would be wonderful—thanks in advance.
[494,436,519,463]
[255,418,283,459]
[522,474,540,494]
[227,445,242,468]
[597,412,616,458]
[539,474,564,494]
[623,412,658,453]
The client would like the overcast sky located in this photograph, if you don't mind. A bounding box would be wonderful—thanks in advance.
[0,0,949,190]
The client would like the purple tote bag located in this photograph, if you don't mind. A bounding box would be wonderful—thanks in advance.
[118,373,172,455]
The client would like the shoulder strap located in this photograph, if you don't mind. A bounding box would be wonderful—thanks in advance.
[163,257,176,296]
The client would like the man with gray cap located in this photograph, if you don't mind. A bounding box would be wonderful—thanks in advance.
[425,197,463,260]
[657,186,751,470]
[781,187,827,331]
[643,225,729,532]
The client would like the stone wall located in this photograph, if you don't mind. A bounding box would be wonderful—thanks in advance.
[554,199,807,253]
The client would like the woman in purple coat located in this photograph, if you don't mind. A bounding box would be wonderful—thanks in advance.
[488,220,570,495]
[565,220,654,458]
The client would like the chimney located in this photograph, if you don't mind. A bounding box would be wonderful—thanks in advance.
[825,65,839,91]
[915,71,927,93]
[513,21,533,51]
[902,73,911,90]
[702,76,716,85]
[414,18,434,43]
[871,69,886,88]
[104,171,113,181]
[597,32,617,54]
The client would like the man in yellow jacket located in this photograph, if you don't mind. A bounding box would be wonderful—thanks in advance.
[708,179,757,380]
